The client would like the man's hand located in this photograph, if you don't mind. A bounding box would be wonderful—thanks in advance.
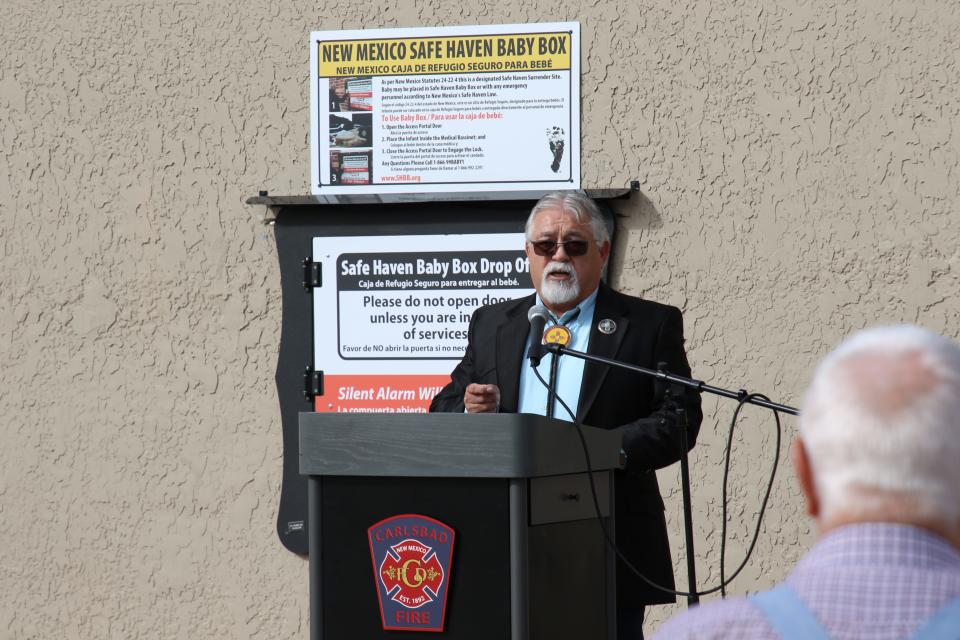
[464,383,500,413]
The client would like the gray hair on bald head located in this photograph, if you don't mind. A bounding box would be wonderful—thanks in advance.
[525,191,610,246]
[800,324,960,529]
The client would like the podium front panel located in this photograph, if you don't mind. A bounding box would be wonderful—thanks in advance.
[315,475,512,639]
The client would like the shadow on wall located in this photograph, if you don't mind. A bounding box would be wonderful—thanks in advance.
[613,188,664,233]
[606,189,663,283]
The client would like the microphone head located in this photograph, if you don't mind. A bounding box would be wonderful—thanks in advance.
[526,305,550,366]
[527,304,550,323]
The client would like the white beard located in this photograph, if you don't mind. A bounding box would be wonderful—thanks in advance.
[539,262,581,307]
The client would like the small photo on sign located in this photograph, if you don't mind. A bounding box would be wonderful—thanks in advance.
[330,150,373,185]
[328,75,374,113]
[330,113,372,149]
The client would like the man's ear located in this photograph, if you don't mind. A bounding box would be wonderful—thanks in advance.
[792,438,819,518]
[599,240,611,264]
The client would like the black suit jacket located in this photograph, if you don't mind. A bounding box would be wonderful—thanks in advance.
[430,283,702,606]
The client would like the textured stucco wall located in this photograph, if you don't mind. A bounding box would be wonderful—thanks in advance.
[2,0,957,637]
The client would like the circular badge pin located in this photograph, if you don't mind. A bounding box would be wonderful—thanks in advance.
[598,319,617,335]
[543,325,572,346]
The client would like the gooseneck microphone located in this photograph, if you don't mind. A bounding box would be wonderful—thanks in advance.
[526,304,550,366]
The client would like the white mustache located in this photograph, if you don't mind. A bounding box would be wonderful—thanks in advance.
[544,263,574,277]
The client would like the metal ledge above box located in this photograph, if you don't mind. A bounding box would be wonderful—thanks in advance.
[245,188,634,222]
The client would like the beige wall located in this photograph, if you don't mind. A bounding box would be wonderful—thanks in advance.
[2,0,957,636]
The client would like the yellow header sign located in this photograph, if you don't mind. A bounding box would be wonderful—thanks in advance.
[318,33,572,77]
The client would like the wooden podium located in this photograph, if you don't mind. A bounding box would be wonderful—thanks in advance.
[300,412,624,639]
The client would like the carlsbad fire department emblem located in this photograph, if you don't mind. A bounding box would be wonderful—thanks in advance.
[368,514,455,632]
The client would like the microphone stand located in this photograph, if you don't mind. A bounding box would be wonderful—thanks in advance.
[544,344,799,416]
[546,350,559,418]
[660,370,698,605]
[542,343,798,607]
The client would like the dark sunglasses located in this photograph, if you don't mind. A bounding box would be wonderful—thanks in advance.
[529,239,590,257]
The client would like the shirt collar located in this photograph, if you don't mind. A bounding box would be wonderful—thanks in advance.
[790,522,960,575]
[535,288,599,326]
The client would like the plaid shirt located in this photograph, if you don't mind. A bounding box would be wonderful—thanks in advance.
[652,523,960,640]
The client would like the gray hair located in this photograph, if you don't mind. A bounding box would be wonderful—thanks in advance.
[800,324,960,528]
[524,191,610,246]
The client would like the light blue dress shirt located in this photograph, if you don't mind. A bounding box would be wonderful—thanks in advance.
[518,290,598,422]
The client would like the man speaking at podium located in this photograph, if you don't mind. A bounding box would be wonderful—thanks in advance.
[430,191,702,638]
